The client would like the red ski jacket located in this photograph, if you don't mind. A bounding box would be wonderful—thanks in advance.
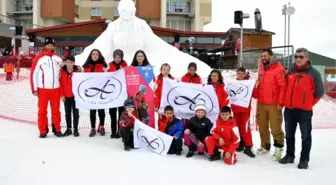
[181,73,202,84]
[60,65,81,98]
[211,118,240,153]
[83,63,106,72]
[209,82,229,108]
[284,61,324,110]
[107,60,128,72]
[154,74,174,109]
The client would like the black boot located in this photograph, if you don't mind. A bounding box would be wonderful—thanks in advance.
[186,151,194,158]
[115,131,121,139]
[54,132,63,137]
[124,143,131,151]
[73,129,79,137]
[39,134,47,138]
[244,147,256,158]
[51,124,56,134]
[63,129,72,136]
[89,129,96,137]
[236,140,245,152]
[279,155,295,164]
[298,160,309,169]
[176,151,182,156]
[209,149,221,161]
[110,132,116,139]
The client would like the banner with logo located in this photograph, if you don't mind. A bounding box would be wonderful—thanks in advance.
[133,118,173,155]
[72,70,127,110]
[124,66,155,128]
[159,78,220,123]
[224,79,256,108]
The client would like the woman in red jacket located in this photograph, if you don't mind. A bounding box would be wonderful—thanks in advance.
[107,49,128,139]
[207,69,229,109]
[60,55,81,137]
[181,62,202,84]
[82,49,108,137]
[154,63,174,111]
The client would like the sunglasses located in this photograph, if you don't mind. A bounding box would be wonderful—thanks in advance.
[295,55,304,59]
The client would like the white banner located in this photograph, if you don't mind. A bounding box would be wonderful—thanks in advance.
[133,118,173,155]
[224,79,256,108]
[72,70,127,110]
[159,78,220,123]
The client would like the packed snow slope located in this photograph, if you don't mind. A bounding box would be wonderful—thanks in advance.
[0,119,335,185]
[74,0,212,78]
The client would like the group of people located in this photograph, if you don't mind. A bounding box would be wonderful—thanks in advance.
[30,37,324,170]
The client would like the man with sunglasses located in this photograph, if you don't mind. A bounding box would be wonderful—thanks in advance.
[279,48,324,169]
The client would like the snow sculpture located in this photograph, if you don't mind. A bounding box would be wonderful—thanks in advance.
[75,0,212,78]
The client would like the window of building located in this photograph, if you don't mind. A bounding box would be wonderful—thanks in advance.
[75,5,79,15]
[91,8,102,16]
[167,1,190,13]
[166,20,191,31]
[113,7,119,16]
[196,37,214,43]
[214,38,222,44]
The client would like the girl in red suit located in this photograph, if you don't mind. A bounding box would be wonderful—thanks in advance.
[231,67,259,158]
[107,49,128,139]
[154,63,174,111]
[207,69,229,108]
[82,49,108,137]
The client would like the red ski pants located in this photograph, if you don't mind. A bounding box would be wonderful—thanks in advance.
[234,112,253,147]
[37,88,61,134]
[205,136,238,165]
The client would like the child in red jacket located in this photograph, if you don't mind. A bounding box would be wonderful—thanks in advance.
[154,63,174,111]
[181,62,202,84]
[207,69,229,108]
[231,67,258,158]
[205,106,240,165]
[107,49,128,139]
[60,55,82,137]
[119,97,138,151]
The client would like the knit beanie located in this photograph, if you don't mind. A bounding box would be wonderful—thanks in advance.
[195,102,206,112]
[124,97,135,107]
[44,37,55,46]
[113,49,124,60]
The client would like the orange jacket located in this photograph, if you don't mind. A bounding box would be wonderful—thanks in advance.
[257,62,287,105]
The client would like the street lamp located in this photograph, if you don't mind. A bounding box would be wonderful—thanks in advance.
[282,3,295,67]
[188,36,195,55]
[234,11,250,67]
[254,8,263,32]
[9,26,16,56]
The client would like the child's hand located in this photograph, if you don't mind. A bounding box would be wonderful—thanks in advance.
[127,111,133,117]
[184,129,190,135]
[225,152,231,159]
[197,141,204,148]
[218,138,224,146]
[154,108,158,112]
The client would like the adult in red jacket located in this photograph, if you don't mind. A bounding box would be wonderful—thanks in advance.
[30,37,63,138]
[60,55,81,137]
[82,49,108,137]
[231,67,258,158]
[181,62,202,84]
[205,106,240,165]
[207,69,229,109]
[279,48,324,169]
[107,49,128,139]
[154,63,174,110]
[256,49,286,160]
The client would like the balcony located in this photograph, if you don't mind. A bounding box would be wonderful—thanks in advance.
[166,1,194,17]
[6,3,33,15]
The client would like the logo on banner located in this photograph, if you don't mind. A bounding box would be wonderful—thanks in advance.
[77,77,122,104]
[226,83,249,100]
[137,129,165,154]
[167,86,214,112]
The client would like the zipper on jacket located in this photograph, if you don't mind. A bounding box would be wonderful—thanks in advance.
[290,73,298,107]
[302,92,306,104]
[50,57,55,88]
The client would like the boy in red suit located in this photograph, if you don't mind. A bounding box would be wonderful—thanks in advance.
[30,37,63,138]
[231,67,258,158]
[205,106,240,165]
[119,97,139,151]
[60,55,82,137]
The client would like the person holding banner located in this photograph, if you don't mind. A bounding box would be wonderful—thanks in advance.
[154,63,174,111]
[205,106,240,164]
[82,49,108,137]
[159,106,184,156]
[207,70,229,108]
[181,62,202,84]
[231,67,258,158]
[119,97,138,151]
[130,50,150,66]
[30,37,63,138]
[256,49,286,161]
[184,102,213,158]
[60,55,81,137]
[107,49,128,138]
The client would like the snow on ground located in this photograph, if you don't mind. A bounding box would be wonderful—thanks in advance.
[0,119,335,185]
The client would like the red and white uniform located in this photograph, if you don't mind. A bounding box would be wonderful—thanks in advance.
[30,49,63,134]
[231,81,258,147]
[205,118,240,165]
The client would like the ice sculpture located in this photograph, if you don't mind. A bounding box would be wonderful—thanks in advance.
[75,0,212,78]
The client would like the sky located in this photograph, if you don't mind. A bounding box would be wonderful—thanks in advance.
[204,0,336,60]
